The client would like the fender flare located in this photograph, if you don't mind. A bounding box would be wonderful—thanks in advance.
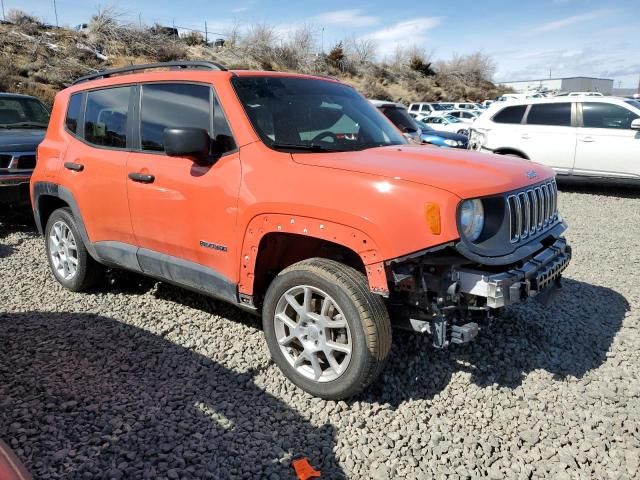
[32,181,99,260]
[238,214,389,297]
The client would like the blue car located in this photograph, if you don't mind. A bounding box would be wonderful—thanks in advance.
[414,120,468,148]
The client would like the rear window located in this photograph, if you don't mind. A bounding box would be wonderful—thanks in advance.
[84,87,131,148]
[492,105,526,124]
[526,103,571,126]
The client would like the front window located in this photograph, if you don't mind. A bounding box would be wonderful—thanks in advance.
[583,102,638,130]
[431,104,447,111]
[232,76,405,152]
[0,96,49,128]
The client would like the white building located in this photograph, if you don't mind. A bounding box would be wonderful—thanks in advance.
[498,77,614,95]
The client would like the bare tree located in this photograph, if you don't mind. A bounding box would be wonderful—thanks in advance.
[344,36,377,64]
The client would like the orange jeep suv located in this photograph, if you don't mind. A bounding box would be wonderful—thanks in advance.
[31,61,571,399]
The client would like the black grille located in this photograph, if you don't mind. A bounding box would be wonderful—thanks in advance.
[506,180,558,243]
[16,155,36,169]
[0,154,11,169]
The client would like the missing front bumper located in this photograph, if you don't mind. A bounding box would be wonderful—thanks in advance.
[453,238,571,308]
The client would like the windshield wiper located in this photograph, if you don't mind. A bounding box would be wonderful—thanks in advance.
[270,142,342,152]
[0,121,48,129]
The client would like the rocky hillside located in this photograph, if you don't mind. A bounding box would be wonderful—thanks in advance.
[0,10,509,105]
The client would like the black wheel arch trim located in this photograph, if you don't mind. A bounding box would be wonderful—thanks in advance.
[32,181,99,260]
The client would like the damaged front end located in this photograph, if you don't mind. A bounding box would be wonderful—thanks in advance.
[386,179,572,348]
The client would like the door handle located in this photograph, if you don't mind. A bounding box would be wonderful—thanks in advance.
[579,137,595,142]
[521,134,531,140]
[128,172,155,183]
[64,162,84,172]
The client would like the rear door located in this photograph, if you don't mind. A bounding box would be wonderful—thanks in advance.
[125,82,241,287]
[59,86,135,245]
[520,102,577,173]
[573,101,640,179]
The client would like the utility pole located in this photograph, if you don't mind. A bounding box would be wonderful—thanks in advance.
[138,12,142,28]
[637,74,640,94]
[205,21,208,45]
[1,0,5,22]
[321,27,325,54]
[53,0,59,27]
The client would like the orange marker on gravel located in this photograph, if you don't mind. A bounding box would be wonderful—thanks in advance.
[292,457,321,480]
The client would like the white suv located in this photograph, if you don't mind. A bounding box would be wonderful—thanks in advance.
[408,102,450,116]
[470,97,640,182]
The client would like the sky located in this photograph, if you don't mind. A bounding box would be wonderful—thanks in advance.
[12,0,640,88]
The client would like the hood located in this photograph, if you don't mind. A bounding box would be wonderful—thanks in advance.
[0,129,46,152]
[293,144,554,199]
[425,130,468,142]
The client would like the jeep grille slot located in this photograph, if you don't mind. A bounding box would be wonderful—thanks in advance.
[507,179,558,243]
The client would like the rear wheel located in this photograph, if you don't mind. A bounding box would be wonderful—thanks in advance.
[262,258,391,400]
[45,208,104,291]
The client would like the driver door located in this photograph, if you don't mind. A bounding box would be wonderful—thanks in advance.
[126,82,241,286]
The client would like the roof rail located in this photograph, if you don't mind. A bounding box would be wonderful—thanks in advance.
[72,61,227,85]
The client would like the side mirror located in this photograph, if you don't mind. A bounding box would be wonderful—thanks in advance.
[163,127,211,162]
[631,119,640,131]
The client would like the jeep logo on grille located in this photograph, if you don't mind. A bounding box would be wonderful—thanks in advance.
[526,170,538,179]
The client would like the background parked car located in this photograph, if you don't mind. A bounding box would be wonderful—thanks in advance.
[417,114,472,135]
[470,96,640,183]
[371,100,422,143]
[453,102,481,111]
[408,102,451,116]
[0,93,49,204]
[447,110,481,121]
[414,120,469,148]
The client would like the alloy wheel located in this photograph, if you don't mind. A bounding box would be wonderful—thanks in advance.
[273,285,352,382]
[48,220,79,281]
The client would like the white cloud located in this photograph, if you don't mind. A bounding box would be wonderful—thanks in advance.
[531,10,608,33]
[314,9,379,28]
[361,17,442,55]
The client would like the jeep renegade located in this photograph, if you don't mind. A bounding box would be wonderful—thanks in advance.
[31,61,571,400]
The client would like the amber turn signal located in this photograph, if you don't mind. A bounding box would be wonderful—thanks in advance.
[425,203,441,235]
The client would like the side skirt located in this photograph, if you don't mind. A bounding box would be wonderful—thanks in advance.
[93,241,251,310]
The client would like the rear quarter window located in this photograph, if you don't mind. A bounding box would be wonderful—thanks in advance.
[492,105,527,124]
[65,93,82,134]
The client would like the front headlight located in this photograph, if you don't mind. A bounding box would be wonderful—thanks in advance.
[459,199,484,242]
[443,139,459,147]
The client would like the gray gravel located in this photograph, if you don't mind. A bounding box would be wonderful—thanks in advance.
[1,185,640,479]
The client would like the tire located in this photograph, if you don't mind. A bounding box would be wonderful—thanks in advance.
[262,258,392,400]
[44,207,104,292]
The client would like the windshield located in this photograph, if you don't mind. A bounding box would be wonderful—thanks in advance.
[443,115,462,123]
[379,106,418,133]
[0,96,49,127]
[232,76,406,152]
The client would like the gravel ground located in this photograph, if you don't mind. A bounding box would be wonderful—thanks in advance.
[1,185,639,479]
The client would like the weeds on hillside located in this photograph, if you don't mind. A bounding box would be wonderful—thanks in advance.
[0,8,510,104]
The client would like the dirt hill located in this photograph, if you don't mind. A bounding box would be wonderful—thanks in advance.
[0,11,509,105]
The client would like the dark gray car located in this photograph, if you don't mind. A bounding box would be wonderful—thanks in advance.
[0,93,49,204]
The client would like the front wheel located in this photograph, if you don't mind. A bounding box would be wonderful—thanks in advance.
[262,258,392,400]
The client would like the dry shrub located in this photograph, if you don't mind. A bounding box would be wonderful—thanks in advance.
[182,31,205,46]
